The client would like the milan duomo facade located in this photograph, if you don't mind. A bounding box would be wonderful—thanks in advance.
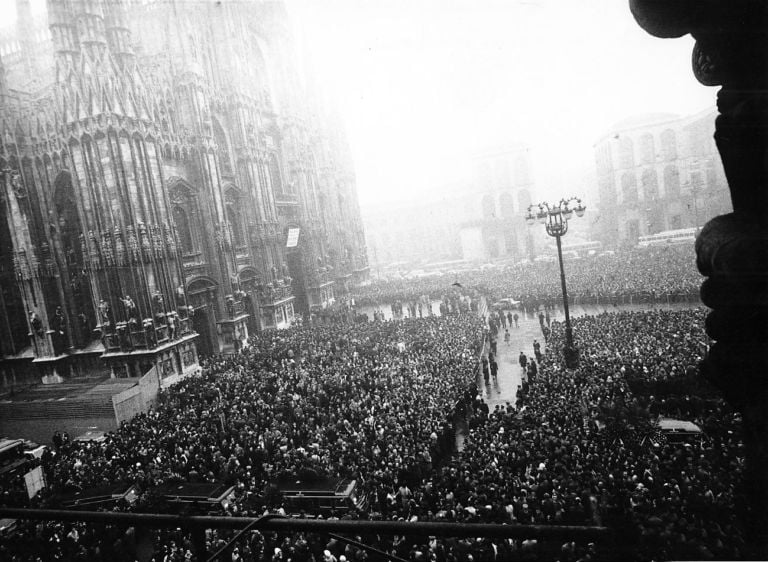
[0,0,369,388]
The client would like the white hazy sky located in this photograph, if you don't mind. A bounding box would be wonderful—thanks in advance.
[1,0,717,206]
[285,0,716,206]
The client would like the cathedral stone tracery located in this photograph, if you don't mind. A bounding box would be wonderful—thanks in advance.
[0,0,369,387]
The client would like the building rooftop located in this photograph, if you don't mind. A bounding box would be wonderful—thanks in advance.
[608,112,680,132]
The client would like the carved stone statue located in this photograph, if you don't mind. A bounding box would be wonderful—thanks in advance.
[52,307,66,336]
[121,295,137,322]
[98,299,112,327]
[28,310,44,337]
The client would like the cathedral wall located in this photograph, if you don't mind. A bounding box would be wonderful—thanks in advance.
[0,0,369,382]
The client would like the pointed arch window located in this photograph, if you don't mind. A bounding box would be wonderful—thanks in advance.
[53,172,84,268]
[227,205,245,248]
[169,181,202,257]
[172,206,194,254]
[225,188,246,250]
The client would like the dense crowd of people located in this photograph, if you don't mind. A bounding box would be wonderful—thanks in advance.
[1,305,489,561]
[0,264,749,561]
[434,308,745,561]
[353,246,700,309]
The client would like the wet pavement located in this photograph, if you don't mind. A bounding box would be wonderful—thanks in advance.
[476,300,702,412]
[478,310,537,412]
[352,298,701,453]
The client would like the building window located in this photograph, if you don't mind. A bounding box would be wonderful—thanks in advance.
[226,205,245,248]
[224,188,246,249]
[641,168,659,201]
[621,172,638,203]
[172,206,194,255]
[596,143,613,174]
[619,136,635,169]
[661,129,677,161]
[663,165,680,198]
[639,133,655,165]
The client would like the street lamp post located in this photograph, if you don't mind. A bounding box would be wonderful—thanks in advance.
[525,198,586,369]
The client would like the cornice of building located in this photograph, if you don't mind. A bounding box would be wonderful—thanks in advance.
[594,106,717,145]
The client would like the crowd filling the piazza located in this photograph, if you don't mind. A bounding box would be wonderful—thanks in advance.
[0,245,749,562]
[1,0,765,558]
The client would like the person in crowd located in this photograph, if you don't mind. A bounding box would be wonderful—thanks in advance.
[0,251,741,562]
[526,359,537,380]
[353,246,700,314]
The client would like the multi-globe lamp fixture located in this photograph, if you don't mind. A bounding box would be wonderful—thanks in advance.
[525,198,586,368]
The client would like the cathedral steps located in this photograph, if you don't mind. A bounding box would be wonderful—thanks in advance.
[0,397,115,421]
[0,377,137,423]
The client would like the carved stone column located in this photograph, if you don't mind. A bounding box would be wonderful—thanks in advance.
[631,0,768,556]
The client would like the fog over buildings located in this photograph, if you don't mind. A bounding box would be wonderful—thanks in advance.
[284,0,716,204]
[0,3,763,560]
[1,0,719,203]
[0,0,369,383]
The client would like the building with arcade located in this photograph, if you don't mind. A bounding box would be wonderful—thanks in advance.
[593,109,732,246]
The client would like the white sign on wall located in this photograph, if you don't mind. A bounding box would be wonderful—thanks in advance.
[286,228,300,248]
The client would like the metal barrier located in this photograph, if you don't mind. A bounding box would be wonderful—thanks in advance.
[0,507,611,560]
